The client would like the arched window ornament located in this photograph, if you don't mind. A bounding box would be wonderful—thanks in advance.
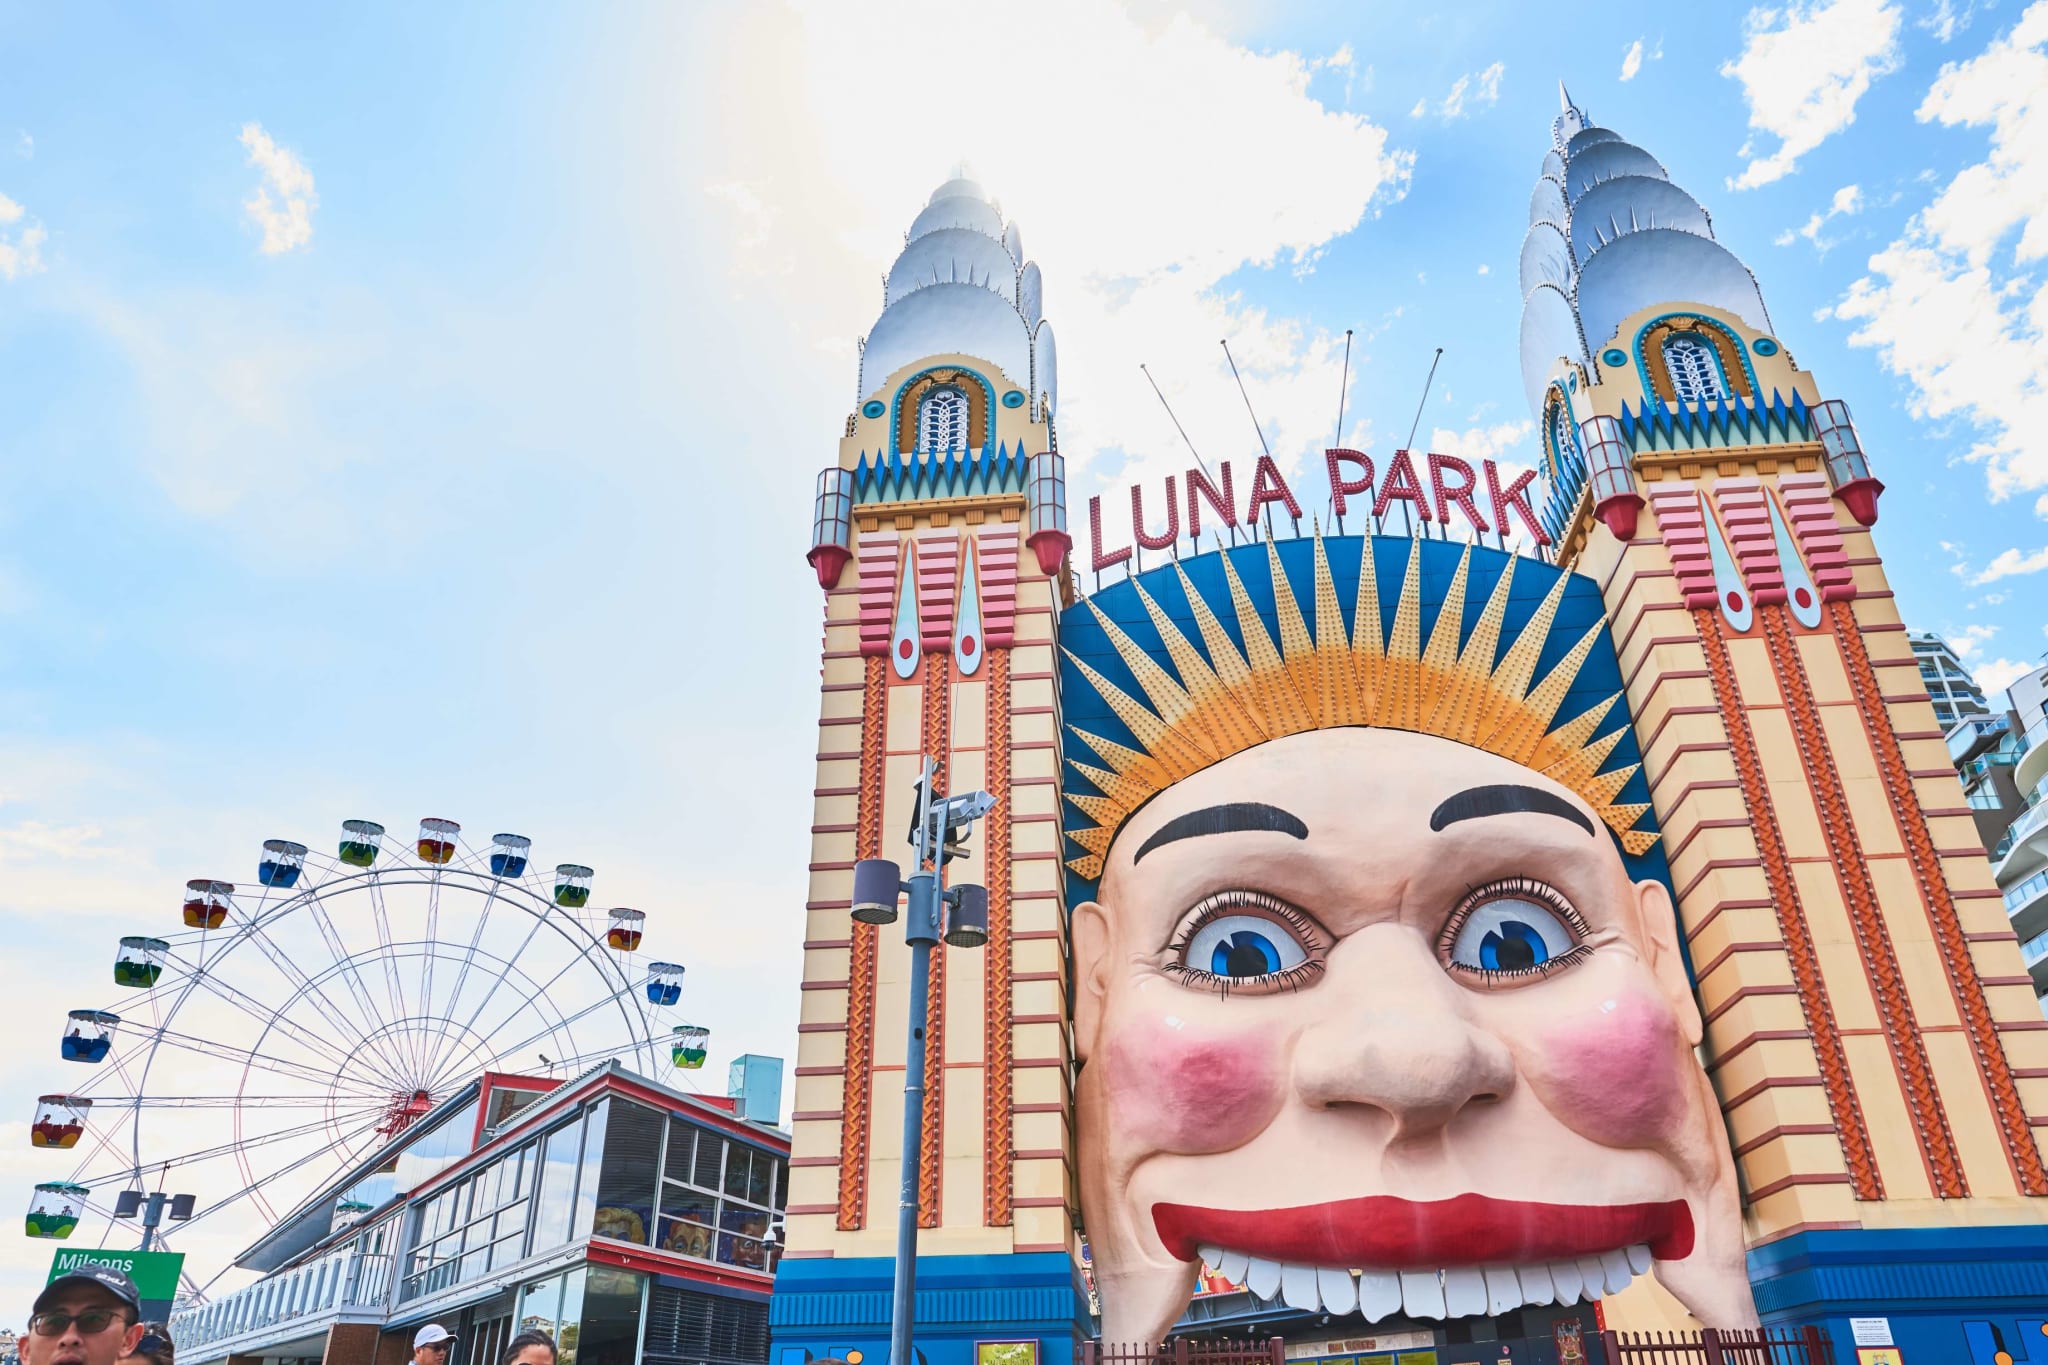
[1548,399,1581,479]
[917,386,970,454]
[1663,334,1729,405]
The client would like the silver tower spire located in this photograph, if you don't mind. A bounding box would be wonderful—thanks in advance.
[1518,90,1773,416]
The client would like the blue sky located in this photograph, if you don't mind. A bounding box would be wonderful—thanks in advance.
[3,0,2046,1305]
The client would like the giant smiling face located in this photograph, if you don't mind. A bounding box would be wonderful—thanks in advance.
[1071,727,1756,1342]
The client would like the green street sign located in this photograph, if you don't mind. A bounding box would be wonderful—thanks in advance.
[47,1249,185,1304]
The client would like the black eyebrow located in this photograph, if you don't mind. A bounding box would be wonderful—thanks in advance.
[1132,802,1309,863]
[1428,784,1596,838]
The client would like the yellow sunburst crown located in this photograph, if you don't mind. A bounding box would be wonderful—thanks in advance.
[1061,533,1657,882]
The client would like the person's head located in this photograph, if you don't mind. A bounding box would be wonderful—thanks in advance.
[1062,540,1757,1342]
[411,1324,455,1365]
[115,1323,172,1365]
[499,1331,556,1365]
[23,1268,143,1365]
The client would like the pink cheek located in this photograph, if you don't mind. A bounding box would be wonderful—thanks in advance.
[1526,990,1689,1150]
[1101,1012,1286,1154]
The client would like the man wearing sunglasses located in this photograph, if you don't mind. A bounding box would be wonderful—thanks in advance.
[22,1266,144,1365]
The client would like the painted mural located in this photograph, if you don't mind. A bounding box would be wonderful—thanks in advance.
[1060,534,1755,1341]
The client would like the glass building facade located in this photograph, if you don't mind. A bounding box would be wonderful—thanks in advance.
[172,1063,786,1365]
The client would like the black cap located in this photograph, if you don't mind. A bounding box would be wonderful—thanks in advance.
[35,1265,142,1317]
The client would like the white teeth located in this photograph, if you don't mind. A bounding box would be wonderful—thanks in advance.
[1399,1269,1447,1319]
[1244,1255,1281,1300]
[1575,1254,1609,1300]
[1516,1261,1557,1306]
[1442,1267,1487,1318]
[1279,1261,1320,1311]
[1317,1266,1358,1314]
[1355,1269,1403,1322]
[1483,1266,1521,1316]
[1198,1246,1645,1318]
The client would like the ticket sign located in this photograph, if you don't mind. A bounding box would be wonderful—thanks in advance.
[48,1248,185,1320]
[1855,1351,1903,1365]
[1851,1319,1895,1346]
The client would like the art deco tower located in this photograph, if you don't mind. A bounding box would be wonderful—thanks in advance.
[1521,88,2048,1346]
[776,176,1091,1361]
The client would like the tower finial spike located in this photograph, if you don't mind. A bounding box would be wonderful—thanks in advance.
[1558,79,1576,114]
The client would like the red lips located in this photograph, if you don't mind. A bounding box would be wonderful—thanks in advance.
[1152,1193,1693,1267]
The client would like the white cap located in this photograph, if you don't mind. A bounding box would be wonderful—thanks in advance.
[414,1326,457,1350]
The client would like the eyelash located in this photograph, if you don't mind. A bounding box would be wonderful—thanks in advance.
[1436,877,1593,984]
[1163,889,1329,998]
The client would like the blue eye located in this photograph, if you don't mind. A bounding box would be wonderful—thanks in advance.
[1445,894,1580,976]
[1183,913,1308,981]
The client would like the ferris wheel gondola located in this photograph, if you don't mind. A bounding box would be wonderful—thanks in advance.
[25,815,701,1284]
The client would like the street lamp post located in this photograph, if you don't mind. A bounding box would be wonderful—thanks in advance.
[850,758,995,1365]
[113,1189,195,1250]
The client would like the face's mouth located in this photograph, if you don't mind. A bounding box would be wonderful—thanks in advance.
[1153,1194,1692,1321]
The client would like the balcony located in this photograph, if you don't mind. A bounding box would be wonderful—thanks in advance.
[171,1238,393,1364]
[1994,800,2048,884]
[1949,715,2011,764]
[2022,927,2048,998]
[2016,715,2048,803]
[2007,867,2048,944]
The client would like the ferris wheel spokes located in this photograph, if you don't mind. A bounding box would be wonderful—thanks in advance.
[158,947,368,1079]
[222,897,416,1086]
[296,893,409,1079]
[160,1107,395,1257]
[427,861,510,1082]
[120,1020,398,1099]
[426,970,643,1094]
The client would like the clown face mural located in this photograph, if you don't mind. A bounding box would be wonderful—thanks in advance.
[1061,535,1757,1343]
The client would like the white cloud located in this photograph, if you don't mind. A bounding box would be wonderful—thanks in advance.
[1974,544,2048,581]
[1722,0,1903,189]
[1434,62,1506,120]
[1947,620,2000,658]
[0,189,46,280]
[239,122,317,255]
[1621,39,1646,81]
[1477,262,1490,275]
[1776,181,1865,249]
[697,0,1412,564]
[13,131,29,158]
[1977,657,2032,691]
[1825,4,2048,519]
[1922,0,1987,40]
[1428,419,1535,465]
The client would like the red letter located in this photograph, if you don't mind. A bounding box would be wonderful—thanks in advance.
[1246,455,1302,526]
[1186,461,1237,541]
[1089,494,1133,571]
[1373,450,1430,523]
[1427,452,1490,536]
[1131,476,1180,551]
[1485,461,1552,547]
[1325,449,1374,517]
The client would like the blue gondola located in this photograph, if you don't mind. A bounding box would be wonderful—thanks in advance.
[647,962,685,1006]
[60,1011,118,1065]
[258,839,307,889]
[489,834,531,879]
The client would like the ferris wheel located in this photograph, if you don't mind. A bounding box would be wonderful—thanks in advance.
[25,816,712,1275]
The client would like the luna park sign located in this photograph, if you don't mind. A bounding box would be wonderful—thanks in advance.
[1087,448,1552,572]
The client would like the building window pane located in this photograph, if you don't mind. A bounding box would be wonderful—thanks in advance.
[692,1133,723,1191]
[531,1121,582,1253]
[577,1267,644,1365]
[722,1149,752,1200]
[662,1120,695,1186]
[558,1268,587,1365]
[593,1101,662,1245]
[572,1102,609,1241]
[717,1205,771,1271]
[656,1184,717,1259]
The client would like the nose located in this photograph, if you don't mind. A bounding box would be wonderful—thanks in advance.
[1292,929,1516,1139]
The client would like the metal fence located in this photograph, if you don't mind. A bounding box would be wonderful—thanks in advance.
[1083,1341,1287,1365]
[1599,1327,1832,1364]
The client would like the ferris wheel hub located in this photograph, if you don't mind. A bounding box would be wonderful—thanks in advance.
[377,1089,437,1139]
